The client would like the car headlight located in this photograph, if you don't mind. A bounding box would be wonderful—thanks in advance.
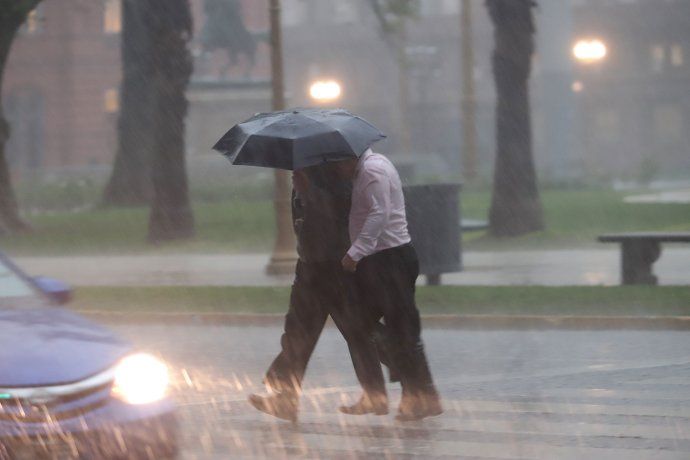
[111,353,169,405]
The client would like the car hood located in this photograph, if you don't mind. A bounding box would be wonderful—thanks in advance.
[0,307,130,387]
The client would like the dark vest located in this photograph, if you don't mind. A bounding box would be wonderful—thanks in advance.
[292,171,351,263]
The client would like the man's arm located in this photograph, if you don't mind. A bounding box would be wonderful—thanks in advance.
[343,169,391,271]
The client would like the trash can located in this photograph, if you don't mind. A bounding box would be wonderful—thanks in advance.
[403,183,462,285]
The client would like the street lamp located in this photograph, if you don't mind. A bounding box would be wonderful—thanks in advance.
[460,0,477,182]
[309,80,342,102]
[572,38,608,64]
[266,0,297,275]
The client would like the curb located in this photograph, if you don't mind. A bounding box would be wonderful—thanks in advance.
[421,314,690,330]
[77,311,690,330]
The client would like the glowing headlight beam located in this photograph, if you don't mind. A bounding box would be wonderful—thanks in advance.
[112,353,169,405]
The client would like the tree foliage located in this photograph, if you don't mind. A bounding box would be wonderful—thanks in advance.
[486,0,544,236]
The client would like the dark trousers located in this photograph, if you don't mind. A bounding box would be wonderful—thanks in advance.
[354,243,439,399]
[265,260,386,399]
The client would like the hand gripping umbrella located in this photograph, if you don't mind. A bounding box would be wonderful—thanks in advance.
[212,108,386,170]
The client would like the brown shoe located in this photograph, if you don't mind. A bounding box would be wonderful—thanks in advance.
[395,394,443,422]
[338,394,389,416]
[248,393,298,422]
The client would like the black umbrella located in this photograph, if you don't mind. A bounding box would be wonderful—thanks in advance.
[212,108,386,170]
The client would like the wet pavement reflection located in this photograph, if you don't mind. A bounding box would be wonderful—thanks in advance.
[114,324,690,459]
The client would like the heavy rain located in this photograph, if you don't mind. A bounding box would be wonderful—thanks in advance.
[1,0,689,459]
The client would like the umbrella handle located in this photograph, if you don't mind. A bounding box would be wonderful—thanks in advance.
[292,170,309,194]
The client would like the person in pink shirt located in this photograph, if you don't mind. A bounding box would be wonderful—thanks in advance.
[335,148,443,422]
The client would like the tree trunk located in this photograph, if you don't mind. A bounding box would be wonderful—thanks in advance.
[0,3,41,233]
[487,0,544,237]
[102,0,154,206]
[460,0,478,182]
[146,0,195,242]
[0,115,28,233]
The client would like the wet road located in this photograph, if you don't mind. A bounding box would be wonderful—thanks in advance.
[113,324,690,459]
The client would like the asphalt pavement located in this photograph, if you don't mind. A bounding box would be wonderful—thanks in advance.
[113,323,690,459]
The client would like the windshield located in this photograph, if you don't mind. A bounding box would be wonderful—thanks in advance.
[0,257,49,309]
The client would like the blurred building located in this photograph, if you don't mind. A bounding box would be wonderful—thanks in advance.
[278,0,690,182]
[569,0,690,181]
[3,0,121,178]
[3,0,273,180]
[4,0,689,184]
[279,0,490,179]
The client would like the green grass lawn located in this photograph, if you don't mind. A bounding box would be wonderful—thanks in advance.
[2,188,689,255]
[462,189,690,250]
[72,285,690,317]
[0,200,274,255]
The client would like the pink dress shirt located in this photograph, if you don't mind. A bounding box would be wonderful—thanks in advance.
[347,149,411,262]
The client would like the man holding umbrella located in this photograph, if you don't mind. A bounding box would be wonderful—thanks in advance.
[213,109,393,422]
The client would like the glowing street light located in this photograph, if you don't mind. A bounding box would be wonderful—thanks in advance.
[309,80,342,102]
[573,38,608,64]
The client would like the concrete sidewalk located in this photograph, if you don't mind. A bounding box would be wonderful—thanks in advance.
[15,248,690,286]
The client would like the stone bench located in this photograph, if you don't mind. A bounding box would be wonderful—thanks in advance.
[460,219,488,232]
[598,232,690,285]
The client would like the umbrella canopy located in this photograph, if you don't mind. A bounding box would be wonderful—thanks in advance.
[212,108,386,170]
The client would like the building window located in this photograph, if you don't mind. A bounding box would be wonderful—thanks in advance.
[653,105,683,144]
[6,89,44,172]
[104,0,122,34]
[650,44,665,73]
[104,89,119,113]
[670,44,684,67]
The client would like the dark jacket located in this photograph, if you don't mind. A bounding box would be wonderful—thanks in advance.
[292,167,351,263]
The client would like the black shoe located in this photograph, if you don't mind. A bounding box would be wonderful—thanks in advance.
[248,393,298,422]
[339,394,389,416]
[395,394,443,422]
